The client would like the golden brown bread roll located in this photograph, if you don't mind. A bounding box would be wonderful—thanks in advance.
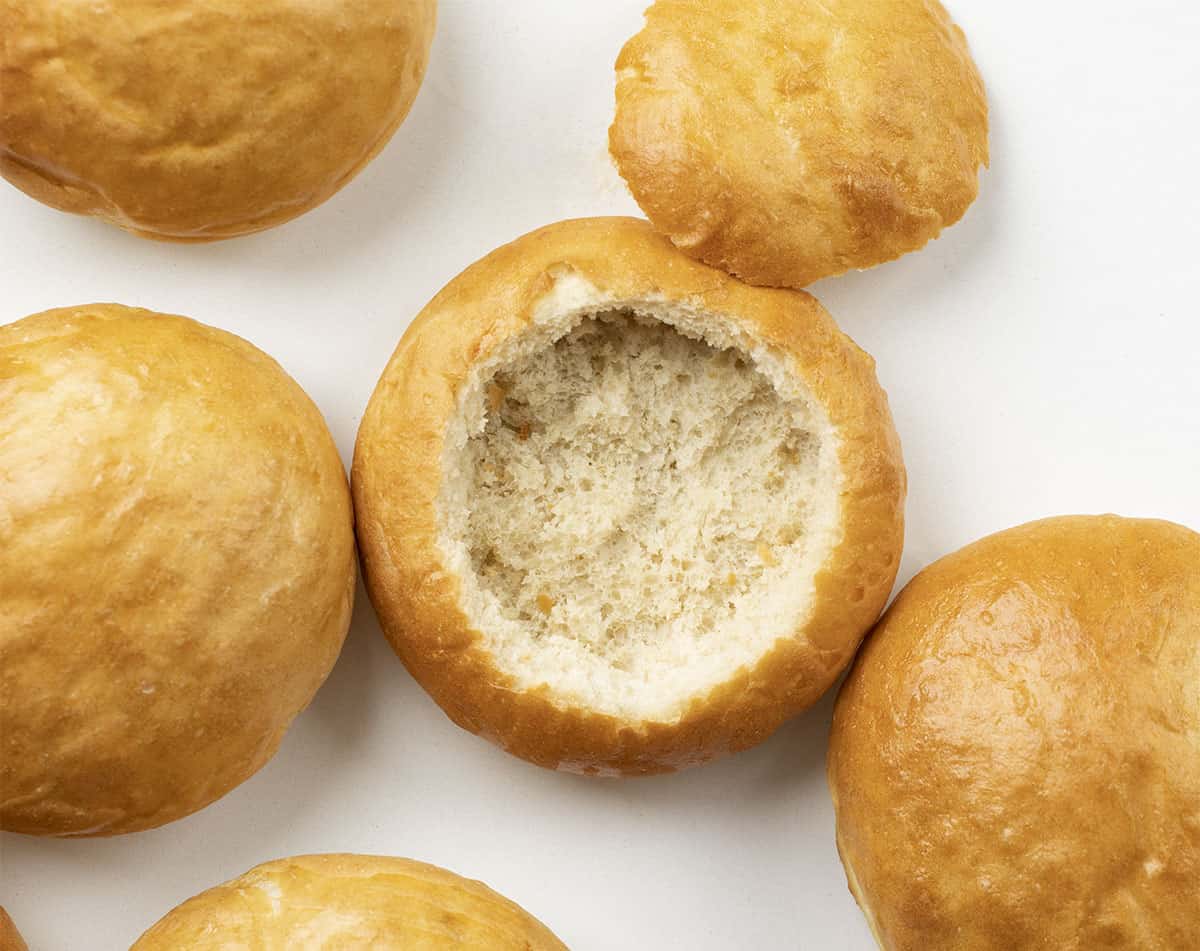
[0,909,27,951]
[828,515,1200,950]
[611,0,988,288]
[354,216,905,775]
[0,0,436,240]
[0,304,356,835]
[130,854,568,950]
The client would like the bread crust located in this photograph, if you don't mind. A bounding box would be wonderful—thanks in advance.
[130,854,567,949]
[828,515,1200,950]
[353,216,905,775]
[0,0,436,240]
[0,909,27,951]
[610,0,988,288]
[0,304,356,835]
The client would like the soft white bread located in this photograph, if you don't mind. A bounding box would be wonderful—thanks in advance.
[828,515,1200,950]
[0,908,27,951]
[0,305,356,835]
[611,0,988,288]
[0,0,436,240]
[130,854,567,950]
[353,217,906,775]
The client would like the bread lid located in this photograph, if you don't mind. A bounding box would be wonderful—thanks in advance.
[131,854,567,949]
[610,0,988,288]
[829,515,1200,949]
[354,217,905,774]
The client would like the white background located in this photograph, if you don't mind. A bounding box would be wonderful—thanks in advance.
[2,1,1199,948]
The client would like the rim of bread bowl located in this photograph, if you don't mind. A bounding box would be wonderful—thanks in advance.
[353,216,905,774]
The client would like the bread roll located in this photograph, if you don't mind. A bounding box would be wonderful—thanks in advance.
[0,909,27,951]
[0,0,436,240]
[0,304,356,835]
[130,854,567,949]
[354,217,905,775]
[828,515,1200,949]
[611,0,988,288]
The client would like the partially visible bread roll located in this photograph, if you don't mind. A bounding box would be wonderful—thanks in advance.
[611,0,988,288]
[828,515,1200,950]
[0,0,436,240]
[0,304,356,835]
[130,854,567,949]
[0,909,27,951]
[354,217,905,775]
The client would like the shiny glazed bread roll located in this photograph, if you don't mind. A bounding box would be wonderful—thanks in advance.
[0,304,356,835]
[354,217,906,775]
[828,515,1200,950]
[611,0,988,288]
[0,909,27,951]
[130,854,568,949]
[0,0,436,240]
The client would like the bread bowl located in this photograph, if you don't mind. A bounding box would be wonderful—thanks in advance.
[828,515,1200,949]
[0,0,436,240]
[130,854,567,949]
[0,909,27,951]
[354,216,905,775]
[611,0,989,288]
[0,304,356,835]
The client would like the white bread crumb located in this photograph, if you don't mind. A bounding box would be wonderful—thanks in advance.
[437,280,841,722]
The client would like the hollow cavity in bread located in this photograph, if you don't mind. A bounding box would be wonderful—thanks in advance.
[438,295,841,722]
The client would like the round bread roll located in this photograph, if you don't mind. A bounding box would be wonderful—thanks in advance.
[354,217,905,775]
[0,0,436,241]
[610,0,988,288]
[828,515,1200,950]
[0,908,27,951]
[0,304,356,836]
[131,854,567,949]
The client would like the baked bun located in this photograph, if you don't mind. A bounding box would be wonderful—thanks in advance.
[610,0,988,288]
[0,304,356,835]
[131,854,567,949]
[828,515,1200,950]
[0,908,27,951]
[0,0,436,241]
[354,217,905,775]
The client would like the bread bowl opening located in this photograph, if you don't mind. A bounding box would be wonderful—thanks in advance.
[438,294,841,722]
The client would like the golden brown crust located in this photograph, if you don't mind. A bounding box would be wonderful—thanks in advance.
[0,0,436,241]
[131,854,568,949]
[611,0,988,288]
[353,216,905,775]
[0,909,27,951]
[828,515,1200,950]
[0,304,356,835]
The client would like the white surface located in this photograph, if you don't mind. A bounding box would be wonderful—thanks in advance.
[1,1,1198,948]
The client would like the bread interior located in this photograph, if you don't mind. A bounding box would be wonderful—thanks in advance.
[437,281,841,722]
